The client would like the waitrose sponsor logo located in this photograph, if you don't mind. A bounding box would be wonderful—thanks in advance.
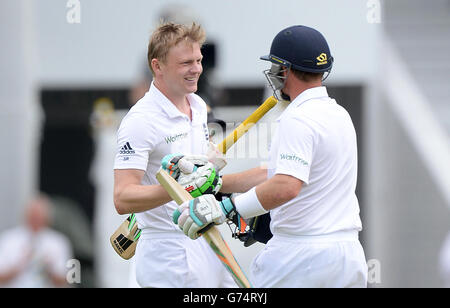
[280,153,309,166]
[164,132,189,144]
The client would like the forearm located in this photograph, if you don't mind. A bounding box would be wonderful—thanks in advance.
[254,175,301,211]
[220,166,267,193]
[231,174,302,219]
[114,184,172,215]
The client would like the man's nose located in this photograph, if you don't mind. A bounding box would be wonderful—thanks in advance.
[191,62,202,74]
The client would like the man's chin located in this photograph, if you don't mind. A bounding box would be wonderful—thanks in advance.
[185,85,198,94]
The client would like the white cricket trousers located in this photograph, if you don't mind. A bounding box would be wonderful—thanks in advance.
[250,230,368,288]
[135,231,237,288]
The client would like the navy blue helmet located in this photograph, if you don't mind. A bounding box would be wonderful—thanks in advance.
[261,25,333,73]
[261,25,333,100]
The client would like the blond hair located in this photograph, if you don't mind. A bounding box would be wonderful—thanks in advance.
[147,22,206,75]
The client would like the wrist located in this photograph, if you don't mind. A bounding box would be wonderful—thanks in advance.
[233,187,268,219]
[220,198,235,217]
[219,198,242,229]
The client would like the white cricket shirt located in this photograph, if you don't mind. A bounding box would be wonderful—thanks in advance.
[267,86,362,236]
[114,82,210,232]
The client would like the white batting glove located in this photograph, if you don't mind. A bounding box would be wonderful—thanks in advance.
[172,195,226,239]
[178,162,222,197]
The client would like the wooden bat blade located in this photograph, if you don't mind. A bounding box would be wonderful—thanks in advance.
[156,168,252,288]
[156,168,193,204]
[110,214,141,260]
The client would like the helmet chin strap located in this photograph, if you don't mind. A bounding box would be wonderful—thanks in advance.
[280,90,291,102]
[322,70,331,82]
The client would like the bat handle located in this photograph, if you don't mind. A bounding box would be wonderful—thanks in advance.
[198,222,215,236]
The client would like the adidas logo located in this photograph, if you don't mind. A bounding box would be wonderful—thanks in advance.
[119,142,135,155]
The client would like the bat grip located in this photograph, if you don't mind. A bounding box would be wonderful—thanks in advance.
[217,96,277,154]
[198,222,214,236]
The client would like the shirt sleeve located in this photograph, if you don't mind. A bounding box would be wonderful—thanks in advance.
[273,115,315,185]
[114,113,157,170]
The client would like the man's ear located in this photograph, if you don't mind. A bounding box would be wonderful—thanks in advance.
[151,58,162,74]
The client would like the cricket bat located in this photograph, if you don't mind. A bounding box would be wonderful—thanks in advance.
[218,95,278,154]
[110,213,141,260]
[156,168,252,288]
[110,96,279,260]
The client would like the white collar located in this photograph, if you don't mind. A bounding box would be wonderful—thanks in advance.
[290,86,329,108]
[148,81,202,122]
[276,86,329,121]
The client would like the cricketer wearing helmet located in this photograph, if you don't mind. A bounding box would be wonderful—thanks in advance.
[172,25,368,288]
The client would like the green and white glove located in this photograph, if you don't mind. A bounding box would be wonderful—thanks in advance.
[177,162,222,197]
[161,154,222,197]
[172,195,243,240]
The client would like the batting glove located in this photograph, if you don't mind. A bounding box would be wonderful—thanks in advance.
[161,153,209,178]
[161,154,222,197]
[172,195,243,240]
[177,162,222,197]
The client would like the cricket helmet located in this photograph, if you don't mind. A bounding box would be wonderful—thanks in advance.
[261,25,333,73]
[260,25,333,99]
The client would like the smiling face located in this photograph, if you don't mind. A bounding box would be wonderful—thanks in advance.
[152,40,203,99]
